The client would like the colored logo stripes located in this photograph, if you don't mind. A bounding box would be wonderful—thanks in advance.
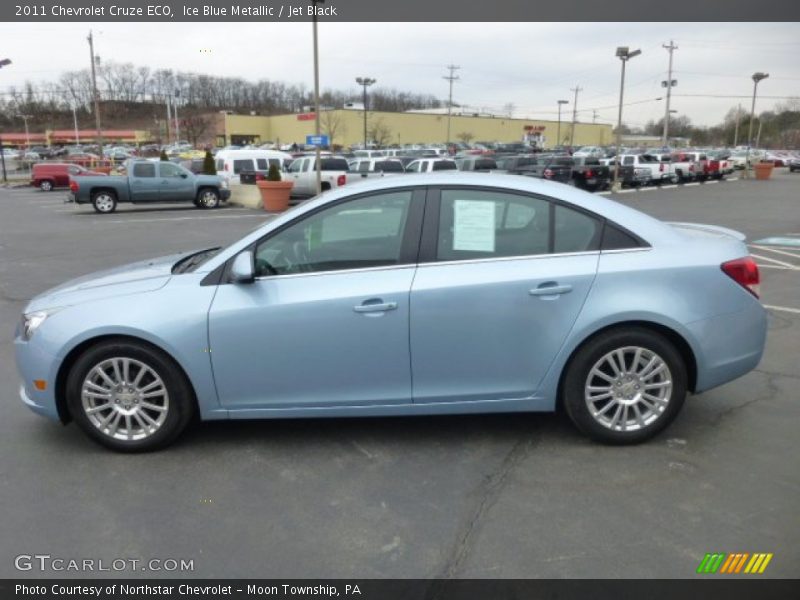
[697,552,773,574]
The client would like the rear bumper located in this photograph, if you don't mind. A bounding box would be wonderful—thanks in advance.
[688,299,768,393]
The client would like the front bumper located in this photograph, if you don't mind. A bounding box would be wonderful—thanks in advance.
[220,188,231,201]
[14,335,63,422]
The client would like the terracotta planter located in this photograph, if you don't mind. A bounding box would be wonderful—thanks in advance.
[754,161,774,180]
[256,180,293,212]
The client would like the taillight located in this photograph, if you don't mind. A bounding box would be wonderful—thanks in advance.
[337,174,346,186]
[586,169,594,178]
[721,257,760,298]
[543,168,553,179]
[69,180,79,193]
[659,163,664,172]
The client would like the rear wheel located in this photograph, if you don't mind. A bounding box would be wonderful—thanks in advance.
[66,339,195,452]
[91,191,117,214]
[39,180,53,192]
[563,328,687,444]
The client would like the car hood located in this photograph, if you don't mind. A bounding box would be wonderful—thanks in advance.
[25,252,184,313]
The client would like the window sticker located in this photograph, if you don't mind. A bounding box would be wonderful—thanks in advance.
[453,199,496,252]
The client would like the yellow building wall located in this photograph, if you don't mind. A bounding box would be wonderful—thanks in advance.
[225,111,612,149]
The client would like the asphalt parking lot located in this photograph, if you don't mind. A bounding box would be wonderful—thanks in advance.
[0,172,798,579]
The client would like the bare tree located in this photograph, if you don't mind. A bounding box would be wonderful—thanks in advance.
[321,111,346,149]
[456,131,474,144]
[180,109,212,147]
[368,117,393,148]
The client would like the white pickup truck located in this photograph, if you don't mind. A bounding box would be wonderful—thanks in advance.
[607,154,677,185]
[283,156,354,198]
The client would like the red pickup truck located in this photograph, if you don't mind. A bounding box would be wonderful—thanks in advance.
[31,162,106,191]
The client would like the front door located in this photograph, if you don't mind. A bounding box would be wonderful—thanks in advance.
[208,188,425,410]
[410,187,601,403]
[157,162,195,201]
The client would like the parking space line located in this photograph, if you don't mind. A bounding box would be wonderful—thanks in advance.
[103,214,268,224]
[661,185,678,190]
[685,183,700,187]
[640,187,656,192]
[764,304,800,315]
[728,177,739,182]
[750,253,800,269]
[706,180,718,185]
[617,189,636,194]
[750,245,800,260]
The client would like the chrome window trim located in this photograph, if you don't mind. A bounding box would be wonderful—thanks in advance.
[417,250,601,269]
[599,247,653,255]
[253,263,415,281]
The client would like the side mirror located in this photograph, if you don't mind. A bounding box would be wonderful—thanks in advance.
[180,172,188,178]
[230,251,255,284]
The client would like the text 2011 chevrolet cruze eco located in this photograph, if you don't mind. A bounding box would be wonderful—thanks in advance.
[15,174,767,451]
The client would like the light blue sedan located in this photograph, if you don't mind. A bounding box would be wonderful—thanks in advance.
[14,174,767,451]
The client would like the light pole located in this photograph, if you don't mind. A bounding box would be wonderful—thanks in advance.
[0,59,11,183]
[17,114,32,149]
[356,77,376,149]
[612,46,641,192]
[312,0,324,195]
[87,30,103,158]
[744,72,768,179]
[556,100,569,148]
[72,103,80,145]
[174,90,181,144]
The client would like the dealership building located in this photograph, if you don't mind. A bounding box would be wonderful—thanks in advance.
[217,109,613,149]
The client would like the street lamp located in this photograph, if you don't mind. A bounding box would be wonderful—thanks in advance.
[312,0,324,195]
[556,100,569,148]
[16,114,33,149]
[612,46,642,192]
[0,58,11,183]
[355,77,376,149]
[744,72,769,179]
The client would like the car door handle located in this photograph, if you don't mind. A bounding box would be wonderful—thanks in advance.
[353,300,398,313]
[529,284,573,296]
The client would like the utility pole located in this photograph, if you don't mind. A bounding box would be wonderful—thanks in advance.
[166,96,172,144]
[443,64,460,150]
[87,30,103,158]
[72,104,80,145]
[661,40,678,147]
[557,99,569,148]
[592,109,599,124]
[569,85,582,148]
[733,103,741,146]
[19,114,32,149]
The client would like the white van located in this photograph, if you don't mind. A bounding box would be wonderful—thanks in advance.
[215,149,294,184]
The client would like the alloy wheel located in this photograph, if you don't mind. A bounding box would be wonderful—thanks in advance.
[80,357,170,441]
[584,346,672,432]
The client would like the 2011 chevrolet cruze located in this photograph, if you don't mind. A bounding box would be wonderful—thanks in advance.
[15,174,767,451]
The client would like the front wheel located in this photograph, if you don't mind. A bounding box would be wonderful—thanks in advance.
[91,191,117,214]
[66,339,195,452]
[39,180,53,192]
[563,328,687,444]
[197,188,220,209]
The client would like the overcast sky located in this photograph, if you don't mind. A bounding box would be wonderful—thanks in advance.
[2,22,798,128]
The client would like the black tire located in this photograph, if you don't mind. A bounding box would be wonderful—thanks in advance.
[562,327,687,445]
[40,180,53,192]
[65,339,195,452]
[196,188,220,209]
[91,190,117,214]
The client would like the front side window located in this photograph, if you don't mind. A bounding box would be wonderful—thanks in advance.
[254,191,413,277]
[437,190,550,261]
[233,159,254,174]
[406,161,421,173]
[160,163,184,177]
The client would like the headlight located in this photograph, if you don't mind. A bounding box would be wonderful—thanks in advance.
[20,310,54,341]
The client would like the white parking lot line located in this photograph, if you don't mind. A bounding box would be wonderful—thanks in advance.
[661,185,678,190]
[764,305,800,315]
[103,214,268,224]
[705,180,718,185]
[750,245,800,260]
[750,253,800,269]
[728,177,739,182]
[685,182,700,187]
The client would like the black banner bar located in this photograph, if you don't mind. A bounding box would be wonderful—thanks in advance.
[2,580,800,600]
[2,0,800,22]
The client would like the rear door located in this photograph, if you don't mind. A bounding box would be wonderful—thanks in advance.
[129,162,159,201]
[410,187,601,403]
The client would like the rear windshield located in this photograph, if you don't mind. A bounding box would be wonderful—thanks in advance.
[432,161,457,171]
[375,160,404,172]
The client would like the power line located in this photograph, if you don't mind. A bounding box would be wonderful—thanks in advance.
[443,64,460,146]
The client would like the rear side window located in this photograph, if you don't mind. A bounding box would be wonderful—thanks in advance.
[601,223,643,250]
[376,161,403,172]
[233,159,254,174]
[256,159,268,169]
[554,205,601,253]
[215,159,224,171]
[432,161,457,171]
[320,158,350,171]
[132,163,156,178]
